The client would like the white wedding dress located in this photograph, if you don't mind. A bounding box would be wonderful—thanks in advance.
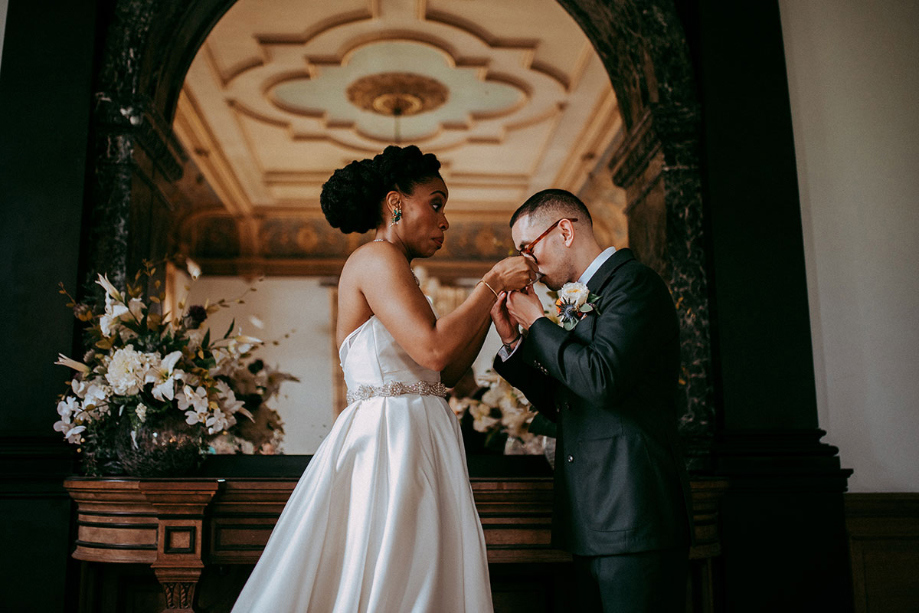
[231,315,494,613]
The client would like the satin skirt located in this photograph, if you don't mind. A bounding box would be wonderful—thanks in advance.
[231,395,494,613]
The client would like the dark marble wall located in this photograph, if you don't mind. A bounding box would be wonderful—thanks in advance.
[559,0,716,462]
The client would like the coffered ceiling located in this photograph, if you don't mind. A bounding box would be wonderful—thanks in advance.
[173,0,623,277]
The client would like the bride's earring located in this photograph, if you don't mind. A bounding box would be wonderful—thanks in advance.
[390,202,402,226]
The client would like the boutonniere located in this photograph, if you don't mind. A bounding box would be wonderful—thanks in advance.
[555,282,600,331]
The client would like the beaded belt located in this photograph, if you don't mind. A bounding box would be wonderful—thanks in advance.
[346,381,449,404]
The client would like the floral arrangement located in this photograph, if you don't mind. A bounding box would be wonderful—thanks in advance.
[554,282,600,330]
[54,261,296,475]
[448,370,545,455]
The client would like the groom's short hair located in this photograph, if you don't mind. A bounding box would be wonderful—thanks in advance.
[510,189,593,228]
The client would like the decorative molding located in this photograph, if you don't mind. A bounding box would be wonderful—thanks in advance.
[164,526,197,554]
[173,90,254,217]
[712,429,853,489]
[552,90,622,191]
[422,7,570,92]
[609,109,662,191]
[160,580,197,610]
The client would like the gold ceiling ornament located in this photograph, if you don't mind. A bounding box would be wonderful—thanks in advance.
[347,72,449,117]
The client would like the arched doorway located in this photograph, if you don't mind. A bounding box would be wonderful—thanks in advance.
[86,0,715,464]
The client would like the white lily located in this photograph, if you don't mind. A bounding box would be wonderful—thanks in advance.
[99,294,129,337]
[95,273,123,302]
[227,334,262,356]
[145,351,183,401]
[55,354,90,375]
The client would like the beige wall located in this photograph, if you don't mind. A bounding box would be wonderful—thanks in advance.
[188,277,336,455]
[0,0,8,74]
[780,0,919,492]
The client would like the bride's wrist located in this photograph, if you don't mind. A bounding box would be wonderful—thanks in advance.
[481,271,503,294]
[476,277,499,300]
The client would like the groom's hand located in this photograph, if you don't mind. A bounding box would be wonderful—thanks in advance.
[490,292,520,344]
[507,286,545,331]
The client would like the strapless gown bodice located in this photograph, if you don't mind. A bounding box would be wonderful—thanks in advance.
[339,315,441,390]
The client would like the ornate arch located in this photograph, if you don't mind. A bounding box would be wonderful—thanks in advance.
[87,0,714,460]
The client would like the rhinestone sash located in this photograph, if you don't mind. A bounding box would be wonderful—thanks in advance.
[346,381,448,405]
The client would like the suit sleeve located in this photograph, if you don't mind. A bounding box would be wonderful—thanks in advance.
[493,341,558,421]
[521,267,676,407]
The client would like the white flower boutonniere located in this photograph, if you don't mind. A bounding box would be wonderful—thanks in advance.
[555,282,600,330]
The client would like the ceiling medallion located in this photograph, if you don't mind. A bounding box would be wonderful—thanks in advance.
[347,72,449,117]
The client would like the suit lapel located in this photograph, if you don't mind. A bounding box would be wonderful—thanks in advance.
[570,249,634,340]
[586,248,635,296]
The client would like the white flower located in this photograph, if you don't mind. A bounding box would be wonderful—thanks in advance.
[145,350,184,401]
[54,397,86,444]
[124,298,145,322]
[54,421,86,444]
[178,384,209,413]
[186,258,202,280]
[81,382,111,411]
[179,385,210,427]
[558,282,590,307]
[227,334,262,356]
[467,400,500,432]
[135,403,147,423]
[55,354,90,375]
[71,379,89,398]
[57,396,81,421]
[95,273,123,302]
[205,410,234,435]
[105,346,149,396]
[501,407,532,439]
[216,380,248,417]
[473,414,500,433]
[99,293,129,337]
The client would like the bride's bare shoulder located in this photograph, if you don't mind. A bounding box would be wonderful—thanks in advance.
[343,241,408,277]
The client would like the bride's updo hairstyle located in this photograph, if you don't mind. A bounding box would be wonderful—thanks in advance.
[320,145,442,234]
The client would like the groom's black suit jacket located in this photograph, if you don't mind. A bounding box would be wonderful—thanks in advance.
[494,248,693,556]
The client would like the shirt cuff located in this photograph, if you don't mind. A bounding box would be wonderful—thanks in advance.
[498,336,522,361]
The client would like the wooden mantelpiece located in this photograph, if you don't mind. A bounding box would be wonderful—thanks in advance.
[65,473,726,613]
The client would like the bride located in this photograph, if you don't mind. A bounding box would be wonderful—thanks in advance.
[231,145,537,612]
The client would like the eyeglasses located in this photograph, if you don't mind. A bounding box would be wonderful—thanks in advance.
[518,218,578,257]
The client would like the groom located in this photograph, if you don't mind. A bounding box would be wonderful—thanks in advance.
[491,189,693,612]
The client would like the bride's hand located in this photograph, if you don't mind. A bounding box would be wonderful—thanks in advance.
[490,292,520,344]
[483,255,538,293]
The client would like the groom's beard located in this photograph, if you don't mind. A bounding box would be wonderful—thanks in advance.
[542,276,565,291]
